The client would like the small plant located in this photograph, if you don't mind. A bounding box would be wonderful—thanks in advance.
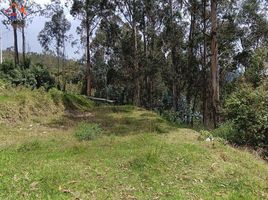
[75,123,102,141]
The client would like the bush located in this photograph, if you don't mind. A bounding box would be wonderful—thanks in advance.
[224,84,268,149]
[0,61,55,90]
[211,121,237,141]
[75,123,102,141]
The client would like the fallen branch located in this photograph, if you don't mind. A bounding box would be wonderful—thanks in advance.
[87,97,116,104]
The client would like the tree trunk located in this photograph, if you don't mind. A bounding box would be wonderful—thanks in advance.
[133,13,140,106]
[202,0,210,128]
[11,1,19,66]
[210,0,220,128]
[186,0,197,124]
[169,0,179,112]
[57,48,60,90]
[191,92,198,127]
[172,81,178,111]
[12,23,19,66]
[22,23,26,66]
[86,16,92,96]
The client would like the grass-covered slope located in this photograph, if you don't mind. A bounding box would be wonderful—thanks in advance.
[0,87,267,199]
[0,81,93,123]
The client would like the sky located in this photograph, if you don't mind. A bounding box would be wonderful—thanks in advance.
[0,0,80,60]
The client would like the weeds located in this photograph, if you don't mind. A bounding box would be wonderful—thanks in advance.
[74,123,102,141]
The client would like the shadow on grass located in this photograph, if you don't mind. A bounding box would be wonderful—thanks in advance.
[45,105,176,136]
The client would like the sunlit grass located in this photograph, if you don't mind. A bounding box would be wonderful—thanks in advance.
[0,89,267,199]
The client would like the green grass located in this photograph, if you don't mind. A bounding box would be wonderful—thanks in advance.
[0,89,267,199]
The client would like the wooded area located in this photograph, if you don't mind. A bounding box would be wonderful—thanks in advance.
[0,0,267,154]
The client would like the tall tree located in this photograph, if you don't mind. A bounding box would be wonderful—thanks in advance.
[11,0,19,66]
[38,4,71,89]
[202,0,210,128]
[116,0,142,106]
[20,1,42,66]
[70,0,102,96]
[210,0,219,128]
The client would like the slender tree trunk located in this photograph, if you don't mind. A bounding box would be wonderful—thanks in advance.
[172,80,178,111]
[169,0,179,112]
[11,1,19,66]
[143,28,151,109]
[186,0,197,124]
[62,43,66,92]
[202,0,210,128]
[210,0,220,128]
[57,48,60,90]
[22,22,26,66]
[12,23,19,66]
[133,14,140,106]
[86,16,92,96]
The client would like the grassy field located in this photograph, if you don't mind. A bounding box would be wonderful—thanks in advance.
[0,89,267,199]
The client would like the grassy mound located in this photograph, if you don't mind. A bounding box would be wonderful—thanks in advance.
[0,83,93,123]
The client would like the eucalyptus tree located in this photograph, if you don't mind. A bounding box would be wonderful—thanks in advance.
[209,0,219,128]
[139,0,167,109]
[20,1,42,66]
[161,0,186,111]
[235,0,268,87]
[0,0,20,65]
[38,2,71,89]
[115,0,143,106]
[70,0,103,96]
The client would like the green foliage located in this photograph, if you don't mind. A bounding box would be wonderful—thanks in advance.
[224,84,268,149]
[244,48,268,87]
[74,123,102,141]
[49,88,63,106]
[211,121,237,141]
[0,61,55,90]
[161,110,183,124]
[29,64,55,89]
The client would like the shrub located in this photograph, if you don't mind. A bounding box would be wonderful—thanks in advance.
[224,84,268,149]
[0,61,55,90]
[75,123,102,141]
[211,121,237,141]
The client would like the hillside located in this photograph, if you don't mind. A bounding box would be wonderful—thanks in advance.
[2,50,81,75]
[0,87,267,199]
